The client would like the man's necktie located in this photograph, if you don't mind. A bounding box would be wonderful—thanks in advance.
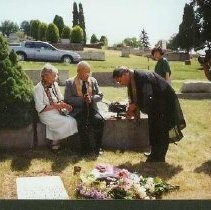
[82,81,87,95]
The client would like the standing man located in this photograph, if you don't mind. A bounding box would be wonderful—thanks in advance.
[112,66,186,162]
[64,61,104,155]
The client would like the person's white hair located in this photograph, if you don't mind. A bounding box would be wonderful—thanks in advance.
[40,63,58,77]
[77,60,91,72]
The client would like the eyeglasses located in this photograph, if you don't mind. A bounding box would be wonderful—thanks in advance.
[115,77,122,84]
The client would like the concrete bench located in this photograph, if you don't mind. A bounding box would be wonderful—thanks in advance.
[36,115,149,151]
[0,124,34,149]
[0,115,149,151]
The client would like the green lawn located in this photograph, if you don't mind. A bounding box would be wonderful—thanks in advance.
[20,49,206,93]
[0,49,210,199]
[0,99,210,199]
[20,49,206,80]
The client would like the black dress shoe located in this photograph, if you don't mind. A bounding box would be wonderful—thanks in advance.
[145,156,165,163]
[94,148,104,155]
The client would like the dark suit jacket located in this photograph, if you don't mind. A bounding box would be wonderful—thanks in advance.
[64,77,103,117]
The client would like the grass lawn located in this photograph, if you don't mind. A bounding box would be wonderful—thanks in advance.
[20,49,207,93]
[0,49,210,199]
[0,98,210,199]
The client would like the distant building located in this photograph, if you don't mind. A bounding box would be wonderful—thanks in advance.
[8,33,19,43]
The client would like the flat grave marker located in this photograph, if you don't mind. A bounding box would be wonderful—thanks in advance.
[16,176,69,199]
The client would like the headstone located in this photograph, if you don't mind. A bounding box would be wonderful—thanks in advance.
[98,102,150,150]
[24,70,69,85]
[185,60,191,65]
[60,39,70,44]
[102,115,149,151]
[181,81,211,93]
[121,47,130,57]
[77,51,105,61]
[16,176,69,199]
[165,52,190,61]
[8,33,19,43]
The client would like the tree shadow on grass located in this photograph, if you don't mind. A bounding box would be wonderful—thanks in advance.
[9,148,98,172]
[0,152,9,163]
[117,161,183,181]
[11,152,33,172]
[194,160,211,177]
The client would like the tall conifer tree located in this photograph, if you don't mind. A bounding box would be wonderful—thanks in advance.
[72,2,79,27]
[78,3,86,44]
[177,3,195,53]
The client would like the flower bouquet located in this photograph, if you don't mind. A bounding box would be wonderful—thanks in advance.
[75,163,179,200]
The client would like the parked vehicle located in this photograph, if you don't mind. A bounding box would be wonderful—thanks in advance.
[9,41,81,63]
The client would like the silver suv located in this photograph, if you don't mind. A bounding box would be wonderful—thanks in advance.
[9,41,81,63]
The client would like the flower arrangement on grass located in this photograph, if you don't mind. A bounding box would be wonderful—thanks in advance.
[76,163,179,200]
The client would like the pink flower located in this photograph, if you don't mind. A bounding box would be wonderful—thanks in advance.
[118,169,130,178]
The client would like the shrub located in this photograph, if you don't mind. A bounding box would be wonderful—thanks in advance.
[100,35,108,46]
[90,34,99,44]
[53,15,64,37]
[61,26,71,39]
[38,23,48,41]
[0,35,34,129]
[46,23,59,43]
[70,25,83,43]
[30,20,41,40]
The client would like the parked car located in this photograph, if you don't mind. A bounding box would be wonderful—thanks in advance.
[9,41,81,63]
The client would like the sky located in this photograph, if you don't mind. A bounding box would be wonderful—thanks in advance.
[1,0,191,46]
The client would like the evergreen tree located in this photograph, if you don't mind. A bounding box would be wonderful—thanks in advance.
[123,37,140,48]
[192,0,211,49]
[0,20,19,37]
[20,20,31,36]
[46,23,59,43]
[167,34,180,51]
[9,49,18,65]
[90,34,99,44]
[0,35,34,129]
[78,3,86,44]
[100,35,108,46]
[30,20,41,40]
[140,29,150,49]
[72,2,79,27]
[177,3,195,53]
[71,25,83,43]
[61,26,71,39]
[38,23,48,41]
[53,15,64,37]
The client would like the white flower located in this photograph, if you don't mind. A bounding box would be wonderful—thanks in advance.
[145,178,155,193]
[134,184,147,199]
[146,177,154,185]
[130,174,140,184]
[139,175,144,181]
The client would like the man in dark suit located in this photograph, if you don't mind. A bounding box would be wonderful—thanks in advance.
[112,66,186,162]
[64,61,104,155]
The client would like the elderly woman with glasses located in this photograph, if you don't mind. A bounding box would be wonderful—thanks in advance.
[33,63,78,151]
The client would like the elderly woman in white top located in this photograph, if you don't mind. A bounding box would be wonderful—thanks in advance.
[33,63,78,151]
